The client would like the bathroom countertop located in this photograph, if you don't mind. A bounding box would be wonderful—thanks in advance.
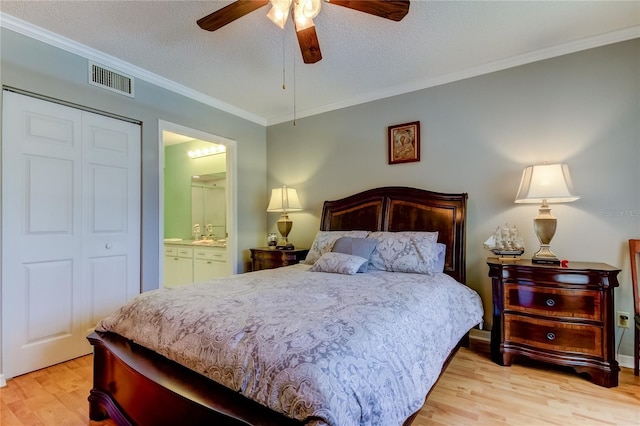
[164,239,227,248]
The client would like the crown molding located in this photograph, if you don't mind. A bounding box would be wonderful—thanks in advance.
[0,13,267,126]
[3,13,637,128]
[267,25,640,125]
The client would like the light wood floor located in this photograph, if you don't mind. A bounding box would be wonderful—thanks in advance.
[1,339,638,425]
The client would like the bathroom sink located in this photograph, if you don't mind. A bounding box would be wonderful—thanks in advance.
[191,240,226,247]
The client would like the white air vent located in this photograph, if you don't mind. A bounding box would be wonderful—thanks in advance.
[88,62,134,97]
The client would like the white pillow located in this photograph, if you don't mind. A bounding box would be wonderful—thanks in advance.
[303,230,370,265]
[368,231,439,274]
[309,252,368,275]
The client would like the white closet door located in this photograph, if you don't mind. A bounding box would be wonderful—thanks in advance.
[81,112,141,343]
[1,91,141,378]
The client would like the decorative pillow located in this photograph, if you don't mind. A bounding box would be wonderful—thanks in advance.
[368,231,440,274]
[303,230,370,265]
[309,252,368,275]
[434,243,446,273]
[332,237,378,272]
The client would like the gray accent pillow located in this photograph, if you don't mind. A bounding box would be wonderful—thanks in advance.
[332,237,378,272]
[303,230,370,265]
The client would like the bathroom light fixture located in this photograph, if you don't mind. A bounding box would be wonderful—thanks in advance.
[515,162,579,264]
[188,145,226,159]
[267,186,302,250]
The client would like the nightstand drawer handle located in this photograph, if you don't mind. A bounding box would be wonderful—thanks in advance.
[545,298,556,307]
[546,332,556,341]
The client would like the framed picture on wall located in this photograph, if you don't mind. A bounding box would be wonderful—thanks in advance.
[388,121,420,164]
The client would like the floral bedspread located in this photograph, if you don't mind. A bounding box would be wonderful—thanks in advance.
[96,264,483,426]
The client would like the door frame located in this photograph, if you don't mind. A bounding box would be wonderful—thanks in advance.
[157,120,238,284]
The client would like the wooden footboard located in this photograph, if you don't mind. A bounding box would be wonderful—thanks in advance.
[88,331,301,426]
[88,331,467,426]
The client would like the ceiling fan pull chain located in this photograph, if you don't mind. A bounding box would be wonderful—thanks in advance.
[282,29,286,90]
[293,47,297,126]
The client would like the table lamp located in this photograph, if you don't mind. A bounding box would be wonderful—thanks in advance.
[267,186,302,250]
[515,163,580,265]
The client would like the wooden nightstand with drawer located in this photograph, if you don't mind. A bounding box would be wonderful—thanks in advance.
[250,248,309,271]
[488,258,620,387]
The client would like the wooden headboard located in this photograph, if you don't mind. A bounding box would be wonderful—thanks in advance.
[320,187,468,283]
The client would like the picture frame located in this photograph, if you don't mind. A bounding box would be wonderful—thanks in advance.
[388,121,420,164]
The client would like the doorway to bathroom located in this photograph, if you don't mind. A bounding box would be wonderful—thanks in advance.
[158,120,237,287]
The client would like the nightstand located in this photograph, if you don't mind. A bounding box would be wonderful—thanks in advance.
[487,258,620,387]
[250,247,309,271]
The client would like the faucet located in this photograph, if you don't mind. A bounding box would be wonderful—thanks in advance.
[193,224,201,240]
[206,224,215,240]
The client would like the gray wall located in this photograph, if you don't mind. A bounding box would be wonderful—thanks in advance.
[267,39,640,357]
[1,29,269,374]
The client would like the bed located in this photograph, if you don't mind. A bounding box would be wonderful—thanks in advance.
[87,186,483,426]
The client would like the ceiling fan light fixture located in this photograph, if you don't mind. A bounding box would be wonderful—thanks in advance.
[293,15,314,31]
[293,0,317,31]
[268,0,292,29]
[300,0,321,19]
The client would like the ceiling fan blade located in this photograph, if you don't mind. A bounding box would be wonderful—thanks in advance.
[296,25,322,64]
[197,0,269,31]
[328,0,410,21]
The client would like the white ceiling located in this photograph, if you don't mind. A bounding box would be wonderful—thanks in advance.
[1,1,638,126]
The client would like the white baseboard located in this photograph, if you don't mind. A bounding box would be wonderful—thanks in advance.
[0,374,6,387]
[617,354,634,370]
[468,329,634,370]
[469,328,490,342]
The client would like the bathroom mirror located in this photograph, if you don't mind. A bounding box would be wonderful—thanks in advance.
[191,173,226,239]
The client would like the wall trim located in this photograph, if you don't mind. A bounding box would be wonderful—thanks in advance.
[617,354,634,370]
[469,328,490,342]
[0,374,6,387]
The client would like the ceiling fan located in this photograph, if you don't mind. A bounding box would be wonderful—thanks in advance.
[197,0,410,64]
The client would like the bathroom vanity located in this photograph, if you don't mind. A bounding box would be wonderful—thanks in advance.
[164,241,227,287]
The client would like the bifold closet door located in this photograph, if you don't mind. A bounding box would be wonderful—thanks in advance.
[1,91,140,378]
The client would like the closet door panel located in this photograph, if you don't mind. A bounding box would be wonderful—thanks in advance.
[2,91,83,378]
[81,111,141,341]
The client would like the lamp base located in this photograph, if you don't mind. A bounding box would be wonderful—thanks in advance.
[276,243,295,250]
[532,245,560,265]
[532,202,560,265]
[532,257,561,265]
[276,214,294,250]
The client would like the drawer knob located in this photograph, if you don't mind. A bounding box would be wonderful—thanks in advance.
[546,332,556,341]
[545,298,555,307]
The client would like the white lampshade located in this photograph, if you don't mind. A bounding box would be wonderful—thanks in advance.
[515,163,580,204]
[267,186,302,213]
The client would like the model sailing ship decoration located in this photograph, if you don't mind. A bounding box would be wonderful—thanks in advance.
[483,223,525,257]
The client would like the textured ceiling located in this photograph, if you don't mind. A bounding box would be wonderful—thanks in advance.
[1,1,638,125]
